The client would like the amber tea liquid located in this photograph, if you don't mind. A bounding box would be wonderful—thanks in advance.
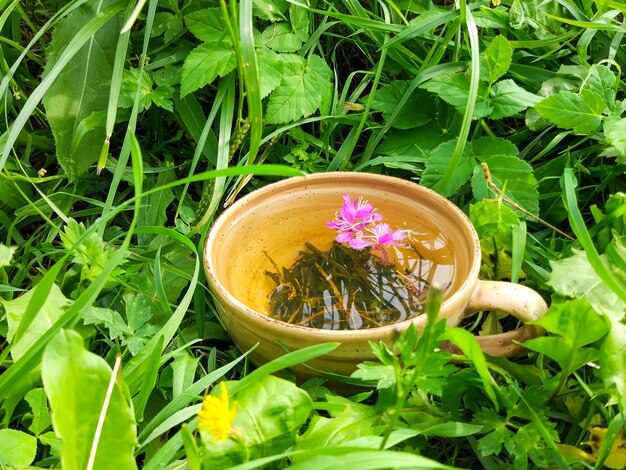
[263,225,455,330]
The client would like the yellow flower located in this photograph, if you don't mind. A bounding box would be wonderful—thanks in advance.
[197,381,238,442]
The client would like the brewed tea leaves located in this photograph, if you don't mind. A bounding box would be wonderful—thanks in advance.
[265,241,436,330]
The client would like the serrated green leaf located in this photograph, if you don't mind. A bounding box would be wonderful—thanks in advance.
[421,139,475,196]
[0,429,37,468]
[489,79,541,119]
[470,137,539,216]
[257,47,284,99]
[535,90,604,133]
[604,115,626,157]
[485,36,512,84]
[42,329,138,470]
[42,0,122,180]
[185,8,229,43]
[370,81,434,129]
[290,4,310,42]
[583,64,616,111]
[152,12,183,43]
[352,362,396,389]
[469,199,520,279]
[181,43,236,97]
[262,23,302,52]
[524,300,609,371]
[265,54,331,124]
[547,248,626,317]
[25,388,52,436]
[420,73,492,118]
[119,69,154,112]
[60,219,125,285]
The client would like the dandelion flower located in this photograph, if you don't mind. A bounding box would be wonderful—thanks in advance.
[197,382,238,442]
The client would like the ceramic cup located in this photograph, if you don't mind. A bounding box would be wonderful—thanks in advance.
[203,173,548,377]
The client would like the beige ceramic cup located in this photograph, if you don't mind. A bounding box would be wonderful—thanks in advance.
[203,173,547,377]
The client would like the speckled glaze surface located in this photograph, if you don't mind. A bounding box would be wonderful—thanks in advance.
[203,173,547,377]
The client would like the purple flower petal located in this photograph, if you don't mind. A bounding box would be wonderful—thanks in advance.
[349,238,373,249]
[336,231,353,243]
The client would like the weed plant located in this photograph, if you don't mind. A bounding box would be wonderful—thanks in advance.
[0,0,625,468]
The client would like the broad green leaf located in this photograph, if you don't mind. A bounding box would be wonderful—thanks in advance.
[287,449,456,470]
[524,300,610,372]
[547,248,626,317]
[604,115,626,158]
[535,90,604,133]
[0,429,37,468]
[265,54,331,124]
[582,64,616,111]
[469,199,520,280]
[420,73,492,118]
[42,0,122,180]
[42,329,137,470]
[290,4,310,42]
[485,36,512,84]
[440,328,498,407]
[257,47,284,99]
[200,375,313,466]
[489,79,541,119]
[185,8,229,43]
[4,284,68,361]
[0,243,15,268]
[262,23,302,52]
[369,81,434,129]
[600,321,626,412]
[470,137,539,216]
[421,139,474,196]
[25,388,52,436]
[181,43,237,97]
[295,406,378,452]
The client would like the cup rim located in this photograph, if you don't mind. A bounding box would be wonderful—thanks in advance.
[203,172,482,337]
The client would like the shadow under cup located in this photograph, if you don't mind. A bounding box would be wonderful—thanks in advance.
[204,173,482,377]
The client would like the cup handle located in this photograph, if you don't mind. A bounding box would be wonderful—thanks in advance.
[453,280,548,357]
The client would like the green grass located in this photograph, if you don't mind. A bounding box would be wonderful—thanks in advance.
[1,0,625,468]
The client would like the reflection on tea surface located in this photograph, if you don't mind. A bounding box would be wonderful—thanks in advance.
[263,228,455,330]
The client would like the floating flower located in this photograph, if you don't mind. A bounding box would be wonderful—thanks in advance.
[349,223,406,250]
[326,193,382,243]
[197,381,238,442]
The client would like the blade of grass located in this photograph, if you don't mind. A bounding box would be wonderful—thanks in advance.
[239,0,262,163]
[98,0,158,237]
[188,74,235,236]
[561,169,626,306]
[97,1,135,173]
[433,2,479,195]
[174,85,226,220]
[229,342,340,395]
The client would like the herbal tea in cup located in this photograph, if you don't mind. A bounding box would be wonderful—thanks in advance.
[203,172,547,378]
[264,193,455,330]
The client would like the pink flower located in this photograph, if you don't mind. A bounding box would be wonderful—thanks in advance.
[349,224,405,250]
[326,193,381,243]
